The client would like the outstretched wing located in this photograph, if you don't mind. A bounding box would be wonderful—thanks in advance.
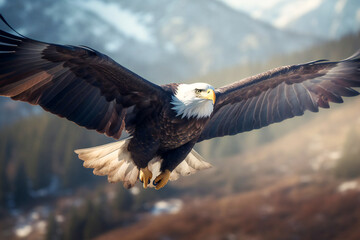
[0,29,165,139]
[198,51,360,142]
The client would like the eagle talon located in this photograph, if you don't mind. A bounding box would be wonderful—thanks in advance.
[153,170,171,190]
[139,167,152,189]
[139,179,150,184]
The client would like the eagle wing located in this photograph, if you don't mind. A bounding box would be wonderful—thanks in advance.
[198,51,360,142]
[0,29,165,139]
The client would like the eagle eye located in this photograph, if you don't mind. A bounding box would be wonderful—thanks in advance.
[195,89,202,94]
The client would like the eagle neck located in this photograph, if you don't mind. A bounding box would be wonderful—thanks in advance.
[170,85,214,119]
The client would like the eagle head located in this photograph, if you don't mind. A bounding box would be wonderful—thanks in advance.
[171,83,216,119]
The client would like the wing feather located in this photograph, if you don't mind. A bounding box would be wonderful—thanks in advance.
[0,28,165,139]
[198,51,360,142]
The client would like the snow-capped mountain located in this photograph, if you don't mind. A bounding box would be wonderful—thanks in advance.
[0,0,316,84]
[2,0,348,126]
[220,0,360,39]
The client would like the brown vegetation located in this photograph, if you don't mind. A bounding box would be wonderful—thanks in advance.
[97,177,360,240]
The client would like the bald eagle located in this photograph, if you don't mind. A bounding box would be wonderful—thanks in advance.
[0,20,359,190]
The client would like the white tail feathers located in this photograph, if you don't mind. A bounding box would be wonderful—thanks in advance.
[75,138,139,189]
[75,138,212,189]
[170,149,212,181]
[144,149,212,188]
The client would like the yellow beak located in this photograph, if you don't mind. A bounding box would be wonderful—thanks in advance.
[202,89,216,104]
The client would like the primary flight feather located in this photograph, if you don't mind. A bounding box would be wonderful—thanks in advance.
[0,18,359,189]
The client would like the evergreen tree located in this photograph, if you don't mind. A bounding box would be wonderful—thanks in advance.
[13,164,30,206]
[83,201,105,240]
[0,138,9,209]
[45,213,58,240]
[63,210,83,240]
[113,185,133,213]
[334,127,360,179]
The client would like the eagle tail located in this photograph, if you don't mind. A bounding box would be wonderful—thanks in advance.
[74,137,139,189]
[169,149,212,181]
[75,139,212,189]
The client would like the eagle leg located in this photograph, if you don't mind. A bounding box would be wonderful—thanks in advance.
[139,167,153,188]
[153,170,171,190]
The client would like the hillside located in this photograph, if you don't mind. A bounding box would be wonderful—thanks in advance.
[0,114,110,209]
[96,178,360,240]
[95,96,360,240]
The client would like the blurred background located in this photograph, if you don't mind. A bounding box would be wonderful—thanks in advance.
[0,0,360,239]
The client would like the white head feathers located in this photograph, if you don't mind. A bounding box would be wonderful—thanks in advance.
[171,83,215,119]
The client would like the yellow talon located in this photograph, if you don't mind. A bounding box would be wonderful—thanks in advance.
[153,170,171,190]
[139,167,152,188]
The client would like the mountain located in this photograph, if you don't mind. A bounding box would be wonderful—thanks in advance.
[0,0,316,84]
[220,0,360,39]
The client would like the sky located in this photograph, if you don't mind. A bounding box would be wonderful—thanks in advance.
[219,0,356,28]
